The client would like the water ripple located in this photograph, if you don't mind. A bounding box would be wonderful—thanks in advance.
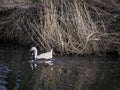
[0,64,11,89]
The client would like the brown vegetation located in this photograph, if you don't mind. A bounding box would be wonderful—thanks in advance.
[0,0,120,55]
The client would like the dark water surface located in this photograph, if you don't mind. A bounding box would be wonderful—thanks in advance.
[0,44,120,90]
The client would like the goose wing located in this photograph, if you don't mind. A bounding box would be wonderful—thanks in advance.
[36,50,53,59]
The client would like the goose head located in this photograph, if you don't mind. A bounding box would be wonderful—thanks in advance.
[29,47,38,58]
[29,47,37,52]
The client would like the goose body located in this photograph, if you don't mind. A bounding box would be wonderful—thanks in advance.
[36,49,53,59]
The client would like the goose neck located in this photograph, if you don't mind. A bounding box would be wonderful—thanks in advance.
[34,49,38,58]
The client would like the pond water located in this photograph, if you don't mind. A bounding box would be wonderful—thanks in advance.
[0,44,120,90]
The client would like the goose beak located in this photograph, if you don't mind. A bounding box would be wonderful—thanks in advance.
[29,48,32,52]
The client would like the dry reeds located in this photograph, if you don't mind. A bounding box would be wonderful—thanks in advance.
[23,0,120,55]
[22,0,100,55]
[0,0,120,55]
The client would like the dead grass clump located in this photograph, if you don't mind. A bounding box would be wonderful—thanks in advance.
[21,0,100,55]
[0,9,31,44]
[0,0,119,55]
[21,0,120,55]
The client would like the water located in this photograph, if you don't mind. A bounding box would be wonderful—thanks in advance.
[0,44,120,90]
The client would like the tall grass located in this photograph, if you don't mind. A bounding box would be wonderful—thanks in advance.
[0,0,120,55]
[21,0,100,55]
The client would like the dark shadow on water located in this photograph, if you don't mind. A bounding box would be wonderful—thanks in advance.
[0,43,31,90]
[0,43,120,90]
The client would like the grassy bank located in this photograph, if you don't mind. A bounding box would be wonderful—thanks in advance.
[0,0,120,55]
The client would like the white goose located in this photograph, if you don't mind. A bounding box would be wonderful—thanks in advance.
[29,47,53,60]
[29,47,54,68]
